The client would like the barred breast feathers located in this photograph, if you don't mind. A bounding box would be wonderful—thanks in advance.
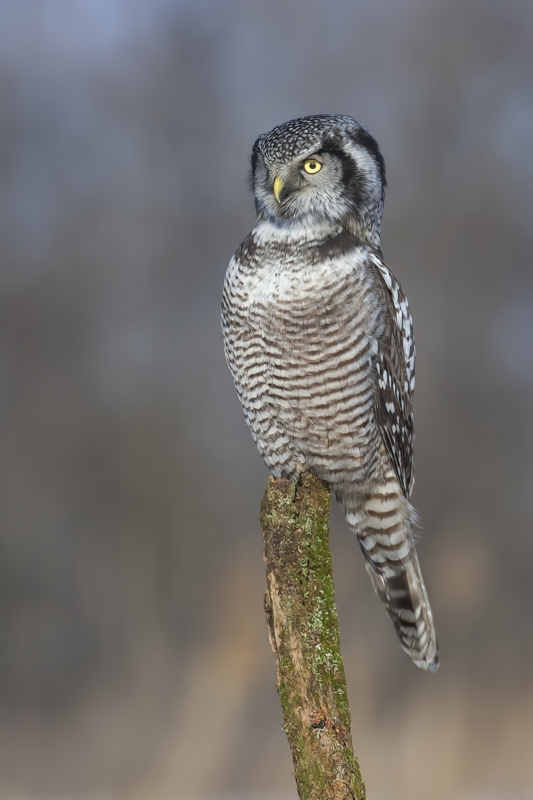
[222,224,384,475]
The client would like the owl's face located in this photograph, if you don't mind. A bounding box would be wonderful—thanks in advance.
[251,114,386,243]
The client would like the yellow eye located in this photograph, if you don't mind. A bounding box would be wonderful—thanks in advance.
[303,159,322,174]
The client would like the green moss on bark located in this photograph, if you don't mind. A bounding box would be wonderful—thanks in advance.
[261,473,366,800]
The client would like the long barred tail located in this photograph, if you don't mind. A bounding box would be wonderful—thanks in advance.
[361,538,439,671]
[344,482,439,671]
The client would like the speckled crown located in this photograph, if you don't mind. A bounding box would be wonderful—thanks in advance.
[256,114,363,164]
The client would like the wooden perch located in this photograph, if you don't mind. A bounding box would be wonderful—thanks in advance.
[260,472,366,800]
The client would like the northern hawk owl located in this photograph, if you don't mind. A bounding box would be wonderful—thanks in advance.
[222,114,438,671]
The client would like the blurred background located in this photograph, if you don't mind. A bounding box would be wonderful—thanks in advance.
[1,1,533,798]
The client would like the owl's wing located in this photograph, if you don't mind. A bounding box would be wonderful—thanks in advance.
[369,252,416,498]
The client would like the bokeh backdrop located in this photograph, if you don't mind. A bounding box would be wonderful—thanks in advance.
[1,1,533,798]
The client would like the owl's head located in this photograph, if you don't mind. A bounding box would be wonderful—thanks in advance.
[251,114,386,244]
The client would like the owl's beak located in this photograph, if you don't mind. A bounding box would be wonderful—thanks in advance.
[273,175,284,204]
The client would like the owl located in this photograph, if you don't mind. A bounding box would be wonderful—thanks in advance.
[222,114,438,671]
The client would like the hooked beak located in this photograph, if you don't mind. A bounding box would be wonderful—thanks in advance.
[273,175,284,204]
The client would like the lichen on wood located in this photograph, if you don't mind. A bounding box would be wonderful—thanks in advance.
[260,472,366,800]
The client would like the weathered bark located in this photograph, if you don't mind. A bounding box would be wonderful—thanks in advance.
[260,473,366,800]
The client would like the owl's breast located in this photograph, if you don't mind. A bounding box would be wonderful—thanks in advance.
[222,237,383,478]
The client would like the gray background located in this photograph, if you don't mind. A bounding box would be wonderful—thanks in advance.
[1,1,533,798]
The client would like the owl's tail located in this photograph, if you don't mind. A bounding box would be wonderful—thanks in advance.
[344,486,439,671]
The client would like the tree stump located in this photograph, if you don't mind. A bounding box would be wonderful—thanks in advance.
[260,472,366,800]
